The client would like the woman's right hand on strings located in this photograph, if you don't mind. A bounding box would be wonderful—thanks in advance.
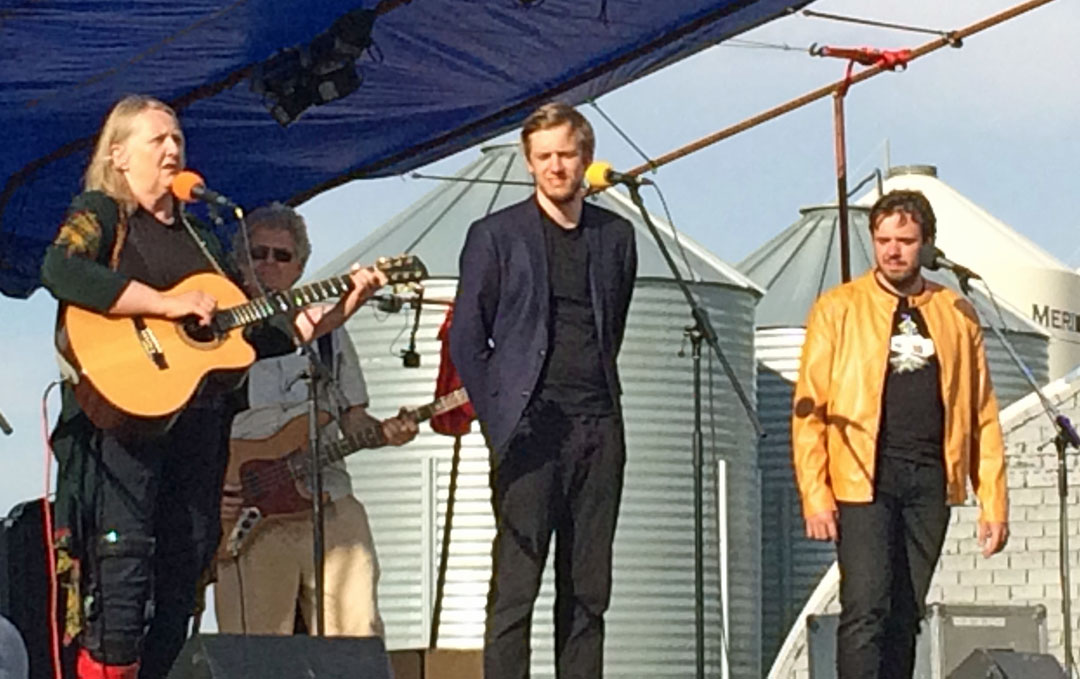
[160,290,217,325]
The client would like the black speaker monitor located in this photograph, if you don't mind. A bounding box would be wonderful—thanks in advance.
[948,648,1066,679]
[166,634,391,679]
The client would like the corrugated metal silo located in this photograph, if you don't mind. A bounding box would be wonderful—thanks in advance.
[737,204,1051,670]
[312,144,764,678]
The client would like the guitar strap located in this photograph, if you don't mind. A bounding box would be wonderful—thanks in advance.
[178,207,228,277]
[315,332,352,417]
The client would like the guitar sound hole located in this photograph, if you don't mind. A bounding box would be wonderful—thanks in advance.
[181,316,216,344]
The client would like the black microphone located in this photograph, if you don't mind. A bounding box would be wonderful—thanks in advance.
[402,288,425,368]
[585,161,653,189]
[919,244,981,280]
[171,170,242,211]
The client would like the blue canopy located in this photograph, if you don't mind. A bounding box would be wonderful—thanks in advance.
[0,0,808,298]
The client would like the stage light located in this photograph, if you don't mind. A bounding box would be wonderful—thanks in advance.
[250,8,375,126]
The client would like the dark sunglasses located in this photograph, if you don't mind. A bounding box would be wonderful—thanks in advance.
[250,245,295,263]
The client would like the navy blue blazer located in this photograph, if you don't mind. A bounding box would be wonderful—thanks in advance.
[450,197,637,455]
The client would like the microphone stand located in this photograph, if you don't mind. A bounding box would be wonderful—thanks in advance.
[956,272,1078,678]
[231,211,351,638]
[624,183,763,679]
[295,324,355,637]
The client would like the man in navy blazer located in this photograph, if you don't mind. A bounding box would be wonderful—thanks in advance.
[451,102,636,679]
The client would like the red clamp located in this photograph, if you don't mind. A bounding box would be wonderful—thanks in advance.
[809,44,913,95]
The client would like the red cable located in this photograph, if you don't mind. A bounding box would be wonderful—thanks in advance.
[41,382,63,679]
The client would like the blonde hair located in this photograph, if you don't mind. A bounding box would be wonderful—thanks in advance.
[520,102,595,159]
[83,95,183,212]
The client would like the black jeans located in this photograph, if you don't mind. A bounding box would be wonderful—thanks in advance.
[79,404,230,677]
[836,455,951,679]
[485,400,625,679]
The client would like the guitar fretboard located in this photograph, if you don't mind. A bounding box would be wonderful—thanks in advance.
[214,275,355,332]
[289,388,471,475]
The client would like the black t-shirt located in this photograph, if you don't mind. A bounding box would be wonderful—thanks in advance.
[118,207,241,408]
[878,296,946,465]
[533,205,613,414]
[118,207,220,287]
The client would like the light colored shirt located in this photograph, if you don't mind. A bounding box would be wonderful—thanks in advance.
[231,325,368,501]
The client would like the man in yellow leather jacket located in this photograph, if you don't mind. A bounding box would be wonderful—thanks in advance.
[792,189,1008,679]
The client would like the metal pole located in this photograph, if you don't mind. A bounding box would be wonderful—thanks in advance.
[833,91,851,283]
[430,434,463,648]
[306,367,326,636]
[689,326,706,679]
[1057,433,1076,677]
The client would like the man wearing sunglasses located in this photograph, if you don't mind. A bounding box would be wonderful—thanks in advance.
[214,203,418,636]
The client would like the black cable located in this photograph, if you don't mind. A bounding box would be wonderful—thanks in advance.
[723,38,806,51]
[234,559,248,635]
[647,183,699,283]
[588,99,655,172]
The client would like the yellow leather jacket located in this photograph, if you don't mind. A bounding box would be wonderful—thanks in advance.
[792,271,1007,523]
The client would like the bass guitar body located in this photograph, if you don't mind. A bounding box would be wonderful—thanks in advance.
[217,412,333,560]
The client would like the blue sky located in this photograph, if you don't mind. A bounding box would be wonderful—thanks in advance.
[1,0,1076,519]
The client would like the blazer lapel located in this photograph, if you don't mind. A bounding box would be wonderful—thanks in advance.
[523,201,550,319]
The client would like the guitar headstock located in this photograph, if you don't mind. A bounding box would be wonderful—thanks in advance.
[375,254,428,284]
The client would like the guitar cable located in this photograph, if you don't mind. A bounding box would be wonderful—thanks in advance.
[233,556,248,635]
[39,380,63,679]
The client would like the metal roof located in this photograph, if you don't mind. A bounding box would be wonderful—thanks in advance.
[315,144,762,293]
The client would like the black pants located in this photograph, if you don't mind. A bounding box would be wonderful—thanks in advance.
[836,455,951,679]
[485,401,625,679]
[79,404,230,677]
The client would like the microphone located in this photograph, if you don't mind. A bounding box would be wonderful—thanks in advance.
[401,288,424,369]
[585,161,653,189]
[171,170,242,212]
[369,292,419,313]
[919,244,981,281]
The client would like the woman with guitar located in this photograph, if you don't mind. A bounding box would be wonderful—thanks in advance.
[40,95,387,679]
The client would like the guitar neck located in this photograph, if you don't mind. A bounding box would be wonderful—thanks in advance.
[316,388,470,467]
[214,275,355,332]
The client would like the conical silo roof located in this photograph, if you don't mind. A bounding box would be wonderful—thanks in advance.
[737,204,1046,336]
[857,165,1067,272]
[314,144,762,293]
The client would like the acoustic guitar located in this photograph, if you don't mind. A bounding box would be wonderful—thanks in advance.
[56,255,427,430]
[218,387,470,560]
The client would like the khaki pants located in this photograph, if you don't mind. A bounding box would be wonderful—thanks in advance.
[215,495,384,636]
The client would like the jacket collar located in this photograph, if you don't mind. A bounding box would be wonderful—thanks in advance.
[856,269,944,309]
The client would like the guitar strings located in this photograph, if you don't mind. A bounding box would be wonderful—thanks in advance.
[232,391,465,502]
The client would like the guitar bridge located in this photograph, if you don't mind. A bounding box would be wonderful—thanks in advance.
[133,317,168,369]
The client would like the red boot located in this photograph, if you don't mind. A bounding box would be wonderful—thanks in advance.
[76,647,139,679]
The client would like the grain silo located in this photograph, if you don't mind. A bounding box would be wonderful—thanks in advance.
[737,203,1050,670]
[312,144,765,678]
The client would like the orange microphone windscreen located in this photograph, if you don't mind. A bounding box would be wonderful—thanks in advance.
[171,170,204,202]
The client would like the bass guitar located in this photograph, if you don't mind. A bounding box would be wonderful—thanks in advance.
[219,387,470,559]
